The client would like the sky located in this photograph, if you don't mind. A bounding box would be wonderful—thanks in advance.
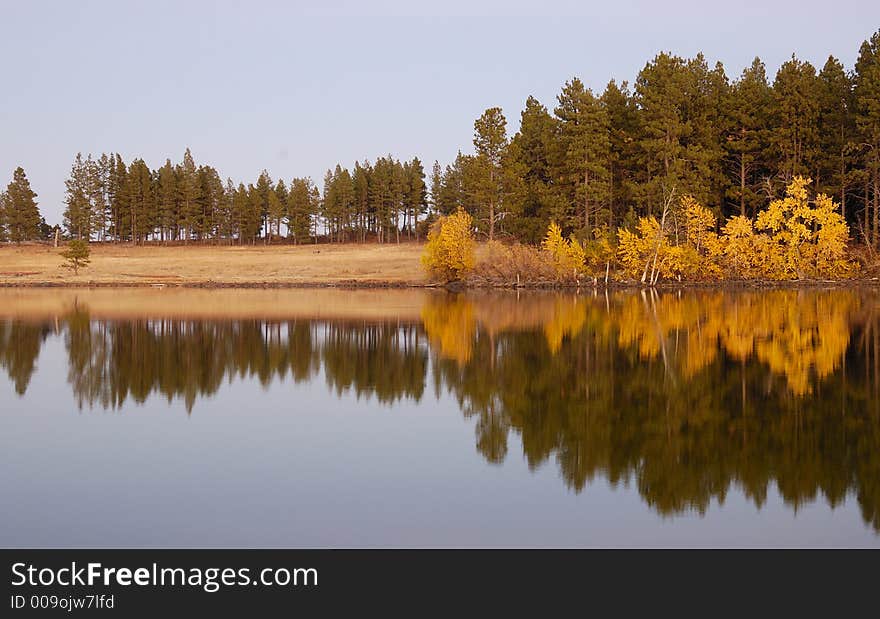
[2,0,879,225]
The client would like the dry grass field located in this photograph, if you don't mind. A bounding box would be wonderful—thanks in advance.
[0,242,428,287]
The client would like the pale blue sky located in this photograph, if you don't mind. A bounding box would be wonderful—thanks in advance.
[2,0,879,225]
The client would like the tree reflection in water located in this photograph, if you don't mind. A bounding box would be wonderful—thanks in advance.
[2,289,878,530]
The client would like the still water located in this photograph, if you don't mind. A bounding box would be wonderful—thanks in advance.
[1,287,879,547]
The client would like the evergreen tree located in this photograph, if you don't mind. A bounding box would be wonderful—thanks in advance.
[510,95,565,241]
[287,177,316,244]
[770,55,821,182]
[554,78,611,232]
[232,183,250,244]
[854,29,880,248]
[4,167,41,242]
[107,154,128,241]
[157,159,178,242]
[352,161,371,241]
[0,190,8,242]
[634,53,725,217]
[63,153,91,239]
[200,166,224,241]
[472,107,508,239]
[601,81,639,228]
[179,148,202,243]
[242,183,263,244]
[817,56,856,219]
[725,58,773,218]
[403,157,427,238]
[370,157,394,242]
[93,153,111,240]
[125,159,154,243]
[251,170,273,243]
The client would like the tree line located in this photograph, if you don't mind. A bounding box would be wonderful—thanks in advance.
[2,29,878,249]
[57,150,428,244]
[434,30,880,249]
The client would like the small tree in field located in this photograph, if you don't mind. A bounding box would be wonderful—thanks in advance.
[60,239,91,275]
[421,208,476,282]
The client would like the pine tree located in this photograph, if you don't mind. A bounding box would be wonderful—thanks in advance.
[243,183,263,244]
[0,190,8,242]
[352,161,371,241]
[220,178,236,242]
[770,55,821,182]
[200,166,224,241]
[251,170,273,243]
[157,160,178,242]
[125,159,154,244]
[4,167,41,242]
[179,148,202,243]
[554,78,611,233]
[232,183,250,244]
[635,53,719,216]
[725,58,773,218]
[286,177,316,244]
[370,157,394,242]
[93,153,110,240]
[63,153,91,239]
[817,56,855,219]
[510,95,565,241]
[472,107,508,239]
[854,29,880,248]
[404,157,427,238]
[601,81,639,228]
[107,154,128,241]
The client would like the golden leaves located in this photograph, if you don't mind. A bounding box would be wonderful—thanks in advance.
[616,178,857,282]
[542,221,587,281]
[421,208,477,282]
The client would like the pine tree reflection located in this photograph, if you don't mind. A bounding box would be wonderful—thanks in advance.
[2,288,878,529]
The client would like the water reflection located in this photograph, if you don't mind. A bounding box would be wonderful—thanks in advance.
[2,288,879,531]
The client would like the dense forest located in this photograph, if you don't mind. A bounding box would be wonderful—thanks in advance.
[2,289,879,528]
[1,30,879,251]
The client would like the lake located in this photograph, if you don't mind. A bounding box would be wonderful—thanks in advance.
[1,287,878,547]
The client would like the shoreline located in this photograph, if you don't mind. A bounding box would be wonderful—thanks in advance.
[0,278,878,290]
[2,242,878,290]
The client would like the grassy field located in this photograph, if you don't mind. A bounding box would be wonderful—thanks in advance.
[0,242,428,287]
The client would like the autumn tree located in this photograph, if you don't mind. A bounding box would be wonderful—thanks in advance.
[755,176,854,278]
[421,208,476,282]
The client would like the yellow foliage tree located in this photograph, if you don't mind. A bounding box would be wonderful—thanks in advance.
[617,198,722,282]
[421,209,476,282]
[617,216,666,281]
[542,221,586,281]
[754,176,856,279]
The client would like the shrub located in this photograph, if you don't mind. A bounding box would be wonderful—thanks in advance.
[470,240,556,285]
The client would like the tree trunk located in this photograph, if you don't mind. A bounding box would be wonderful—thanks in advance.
[874,153,879,249]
